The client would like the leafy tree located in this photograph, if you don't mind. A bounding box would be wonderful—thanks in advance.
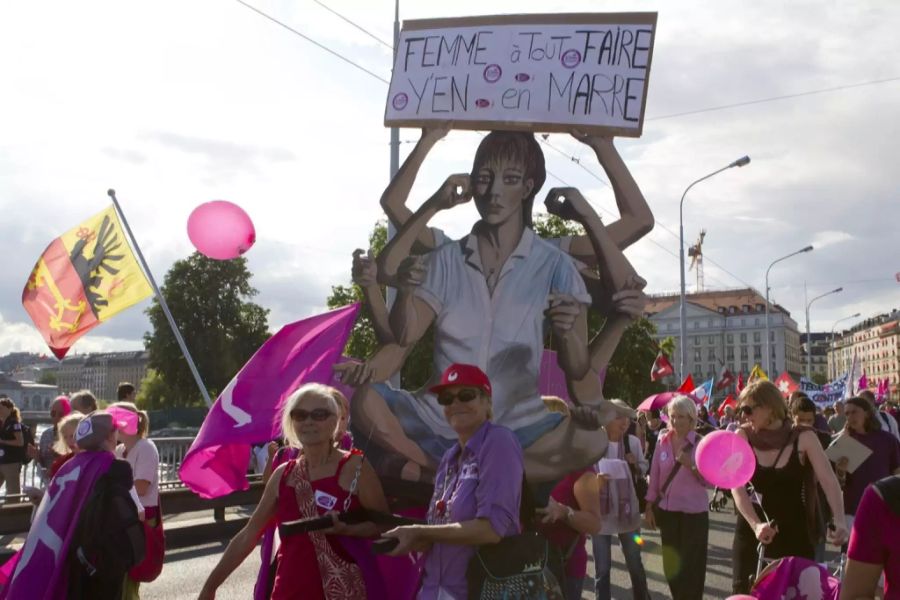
[143,253,270,407]
[602,318,665,404]
[37,371,57,385]
[135,368,168,410]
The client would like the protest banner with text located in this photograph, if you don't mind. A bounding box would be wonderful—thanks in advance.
[385,13,658,137]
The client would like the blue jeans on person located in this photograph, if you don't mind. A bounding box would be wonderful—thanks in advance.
[592,531,650,600]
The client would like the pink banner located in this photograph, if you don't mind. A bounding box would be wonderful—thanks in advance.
[179,303,360,499]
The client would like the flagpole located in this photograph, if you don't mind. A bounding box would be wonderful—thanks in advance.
[107,189,213,408]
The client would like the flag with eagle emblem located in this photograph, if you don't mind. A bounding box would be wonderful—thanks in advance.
[22,205,152,359]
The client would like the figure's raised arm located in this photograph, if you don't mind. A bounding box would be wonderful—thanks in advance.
[379,127,448,253]
[559,134,654,265]
[377,173,471,285]
[352,248,394,345]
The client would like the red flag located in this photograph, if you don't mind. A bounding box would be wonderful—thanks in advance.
[714,365,736,391]
[774,371,799,398]
[736,371,746,394]
[717,394,737,417]
[677,375,695,394]
[650,351,674,382]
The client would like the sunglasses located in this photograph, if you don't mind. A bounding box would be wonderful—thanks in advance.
[290,408,334,422]
[437,389,480,407]
[740,404,756,415]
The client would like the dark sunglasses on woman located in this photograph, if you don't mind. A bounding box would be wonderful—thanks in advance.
[290,408,334,422]
[437,389,480,407]
[740,404,755,415]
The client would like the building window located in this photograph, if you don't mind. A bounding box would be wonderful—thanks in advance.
[726,333,734,343]
[666,323,672,331]
[741,362,749,373]
[694,350,702,362]
[755,318,760,326]
[707,335,714,344]
[708,319,714,328]
[741,318,746,326]
[694,321,700,329]
[741,347,749,359]
[754,345,762,359]
[770,331,775,342]
[726,348,734,360]
[708,348,716,360]
[740,333,747,343]
[754,332,761,343]
[694,337,701,346]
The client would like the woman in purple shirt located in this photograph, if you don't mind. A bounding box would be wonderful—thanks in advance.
[383,363,524,600]
[834,396,900,527]
[644,395,710,600]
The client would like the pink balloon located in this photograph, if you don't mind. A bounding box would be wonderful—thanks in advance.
[187,200,255,260]
[695,430,755,489]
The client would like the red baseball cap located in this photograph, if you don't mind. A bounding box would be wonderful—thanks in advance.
[429,363,492,396]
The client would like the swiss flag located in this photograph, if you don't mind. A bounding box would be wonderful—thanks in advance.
[677,375,695,394]
[717,394,737,417]
[650,351,674,381]
[715,365,736,391]
[774,371,799,398]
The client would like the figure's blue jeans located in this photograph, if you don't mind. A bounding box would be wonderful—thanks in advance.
[591,531,650,600]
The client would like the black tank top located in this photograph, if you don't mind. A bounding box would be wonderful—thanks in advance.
[735,436,814,560]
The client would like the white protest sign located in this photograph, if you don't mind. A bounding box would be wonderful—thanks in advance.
[385,13,658,137]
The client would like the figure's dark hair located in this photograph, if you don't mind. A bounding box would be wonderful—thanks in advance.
[70,390,98,414]
[789,394,816,415]
[117,382,135,401]
[845,396,881,433]
[471,131,546,227]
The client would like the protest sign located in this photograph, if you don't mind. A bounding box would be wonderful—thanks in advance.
[385,13,658,137]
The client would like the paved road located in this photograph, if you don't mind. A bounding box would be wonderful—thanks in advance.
[145,505,841,599]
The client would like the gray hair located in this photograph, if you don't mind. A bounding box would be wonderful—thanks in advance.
[667,395,698,421]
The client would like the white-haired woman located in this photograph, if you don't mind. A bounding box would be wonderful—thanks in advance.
[644,395,710,600]
[200,384,388,600]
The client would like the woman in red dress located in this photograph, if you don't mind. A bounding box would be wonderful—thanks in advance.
[200,383,389,599]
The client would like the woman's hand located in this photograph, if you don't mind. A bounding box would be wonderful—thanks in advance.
[643,506,656,530]
[538,498,570,524]
[753,521,778,545]
[827,520,850,546]
[428,174,471,211]
[382,525,431,555]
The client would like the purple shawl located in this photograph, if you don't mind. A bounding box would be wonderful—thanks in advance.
[2,451,115,599]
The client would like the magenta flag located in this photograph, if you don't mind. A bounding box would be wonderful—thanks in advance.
[858,372,868,393]
[179,303,360,499]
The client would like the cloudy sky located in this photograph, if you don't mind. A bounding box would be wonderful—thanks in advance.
[1,0,897,356]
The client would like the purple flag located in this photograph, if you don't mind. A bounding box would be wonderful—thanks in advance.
[3,451,115,599]
[179,303,360,499]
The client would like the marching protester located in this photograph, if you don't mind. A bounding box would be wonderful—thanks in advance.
[828,400,847,433]
[5,411,146,599]
[382,364,525,599]
[538,397,604,600]
[833,396,900,536]
[730,380,848,594]
[30,395,71,483]
[859,389,900,440]
[644,395,710,600]
[592,398,651,600]
[113,401,163,597]
[200,383,389,600]
[70,389,99,415]
[840,474,900,600]
[643,409,665,462]
[49,412,82,478]
[719,404,738,431]
[0,396,26,499]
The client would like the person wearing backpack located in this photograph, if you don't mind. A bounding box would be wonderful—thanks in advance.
[841,475,900,599]
[2,410,145,599]
[0,396,26,498]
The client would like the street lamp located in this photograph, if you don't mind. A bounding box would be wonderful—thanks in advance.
[764,245,814,374]
[679,155,750,381]
[805,287,842,379]
[830,312,861,379]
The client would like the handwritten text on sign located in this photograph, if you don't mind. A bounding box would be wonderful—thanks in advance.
[384,14,657,137]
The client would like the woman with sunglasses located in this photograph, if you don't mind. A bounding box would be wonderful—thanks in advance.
[200,383,389,600]
[729,380,848,594]
[382,363,524,600]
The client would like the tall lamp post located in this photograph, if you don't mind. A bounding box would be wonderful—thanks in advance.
[805,287,842,379]
[764,245,814,374]
[830,312,861,379]
[679,155,750,381]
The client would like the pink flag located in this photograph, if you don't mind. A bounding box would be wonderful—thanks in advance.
[858,371,868,393]
[179,303,360,499]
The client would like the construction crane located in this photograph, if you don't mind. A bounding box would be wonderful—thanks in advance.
[688,229,706,292]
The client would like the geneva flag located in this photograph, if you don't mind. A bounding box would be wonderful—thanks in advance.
[22,205,152,358]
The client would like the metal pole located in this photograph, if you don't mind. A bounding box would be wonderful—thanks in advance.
[107,189,213,407]
[830,313,860,381]
[806,287,843,379]
[764,245,814,375]
[386,0,401,388]
[678,156,750,382]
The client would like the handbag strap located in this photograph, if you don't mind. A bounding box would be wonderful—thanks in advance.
[658,437,694,499]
